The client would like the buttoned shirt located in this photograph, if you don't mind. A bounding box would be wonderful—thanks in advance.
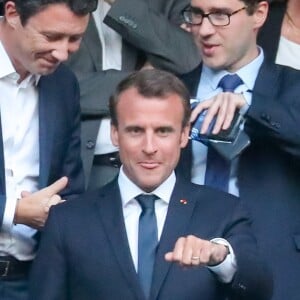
[191,48,264,196]
[0,41,40,260]
[118,167,236,283]
[92,0,121,155]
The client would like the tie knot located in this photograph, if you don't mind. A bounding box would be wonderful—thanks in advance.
[136,194,158,211]
[218,74,243,92]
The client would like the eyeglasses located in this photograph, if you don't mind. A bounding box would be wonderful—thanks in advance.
[182,6,247,27]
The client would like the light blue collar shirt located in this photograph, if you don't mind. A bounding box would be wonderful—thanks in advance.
[192,47,264,196]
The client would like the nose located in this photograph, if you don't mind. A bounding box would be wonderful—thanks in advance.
[196,17,216,37]
[51,41,69,62]
[142,132,157,155]
[51,39,80,62]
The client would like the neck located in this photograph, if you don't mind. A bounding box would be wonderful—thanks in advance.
[286,0,300,29]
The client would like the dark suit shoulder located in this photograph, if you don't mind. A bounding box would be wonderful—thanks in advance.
[39,63,78,87]
[175,175,240,209]
[51,179,118,213]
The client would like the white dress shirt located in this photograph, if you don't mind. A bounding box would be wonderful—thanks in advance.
[276,36,300,70]
[0,41,40,260]
[191,48,264,196]
[92,0,122,155]
[118,168,236,283]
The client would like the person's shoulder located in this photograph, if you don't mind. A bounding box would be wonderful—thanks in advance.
[52,63,77,80]
[52,180,118,215]
[176,175,239,206]
[260,60,300,81]
[40,63,77,84]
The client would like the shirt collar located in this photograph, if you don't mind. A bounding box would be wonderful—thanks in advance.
[0,41,40,86]
[118,166,176,207]
[202,46,264,92]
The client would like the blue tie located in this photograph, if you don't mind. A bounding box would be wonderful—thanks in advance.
[204,74,243,192]
[136,194,158,299]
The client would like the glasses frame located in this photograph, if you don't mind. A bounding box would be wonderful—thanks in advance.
[182,6,247,27]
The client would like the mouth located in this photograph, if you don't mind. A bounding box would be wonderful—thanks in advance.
[139,161,160,169]
[37,55,59,68]
[201,42,219,56]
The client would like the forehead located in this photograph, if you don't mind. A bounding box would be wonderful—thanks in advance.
[24,3,89,33]
[116,88,184,123]
[191,0,243,9]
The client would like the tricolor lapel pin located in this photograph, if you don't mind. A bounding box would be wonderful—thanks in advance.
[180,199,188,205]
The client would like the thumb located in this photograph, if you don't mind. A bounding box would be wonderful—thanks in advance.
[164,252,174,262]
[21,191,32,198]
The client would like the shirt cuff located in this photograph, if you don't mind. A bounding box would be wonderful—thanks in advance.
[239,91,252,115]
[2,197,18,231]
[207,238,237,283]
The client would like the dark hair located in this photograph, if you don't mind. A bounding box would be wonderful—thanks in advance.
[2,0,97,24]
[109,69,191,128]
[240,0,267,14]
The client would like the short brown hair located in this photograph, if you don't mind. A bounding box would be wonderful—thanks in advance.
[109,69,191,129]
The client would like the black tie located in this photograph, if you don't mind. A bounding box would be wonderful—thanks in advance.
[136,194,158,299]
[204,74,243,192]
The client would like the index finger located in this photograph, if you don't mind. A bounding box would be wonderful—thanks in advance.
[39,177,68,197]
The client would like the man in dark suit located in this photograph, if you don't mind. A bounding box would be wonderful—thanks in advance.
[0,0,97,298]
[30,69,272,300]
[66,0,201,190]
[178,0,300,299]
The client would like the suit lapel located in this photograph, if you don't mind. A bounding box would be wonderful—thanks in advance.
[151,177,196,299]
[253,62,280,99]
[38,78,57,188]
[83,17,103,71]
[96,181,145,300]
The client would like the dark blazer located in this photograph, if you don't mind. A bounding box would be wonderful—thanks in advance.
[179,61,300,300]
[0,64,84,227]
[30,176,272,300]
[257,1,287,63]
[66,0,200,187]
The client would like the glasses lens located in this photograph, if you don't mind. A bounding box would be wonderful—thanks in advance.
[183,10,202,25]
[209,13,229,26]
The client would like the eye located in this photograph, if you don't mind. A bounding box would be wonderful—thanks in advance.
[126,126,143,136]
[211,12,228,20]
[157,127,173,137]
[69,35,82,43]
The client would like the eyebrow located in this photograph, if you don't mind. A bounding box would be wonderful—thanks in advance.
[190,5,232,14]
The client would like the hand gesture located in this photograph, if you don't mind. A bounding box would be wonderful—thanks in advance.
[191,93,246,135]
[165,235,229,267]
[14,177,68,229]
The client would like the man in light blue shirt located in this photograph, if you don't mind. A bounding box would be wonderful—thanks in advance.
[179,1,300,299]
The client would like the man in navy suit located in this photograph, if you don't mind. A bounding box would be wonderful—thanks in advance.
[0,0,97,298]
[30,69,272,300]
[178,0,300,299]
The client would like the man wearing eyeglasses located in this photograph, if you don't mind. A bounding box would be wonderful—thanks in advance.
[178,1,300,300]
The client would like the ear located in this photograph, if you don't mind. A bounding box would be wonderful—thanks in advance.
[4,1,21,29]
[253,1,269,30]
[110,124,120,147]
[180,125,190,149]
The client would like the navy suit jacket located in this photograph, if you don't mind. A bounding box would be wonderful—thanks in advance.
[257,1,286,63]
[30,176,272,300]
[0,64,84,227]
[178,60,300,300]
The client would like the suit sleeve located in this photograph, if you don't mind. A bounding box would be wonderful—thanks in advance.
[245,65,300,160]
[223,201,273,300]
[104,0,200,74]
